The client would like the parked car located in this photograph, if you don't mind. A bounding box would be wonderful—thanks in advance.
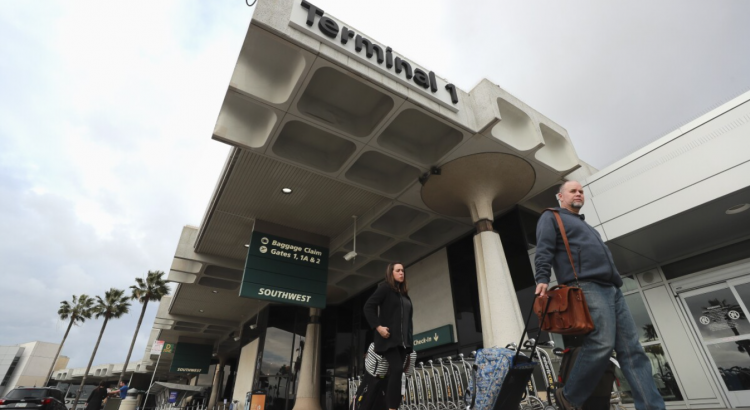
[0,388,67,410]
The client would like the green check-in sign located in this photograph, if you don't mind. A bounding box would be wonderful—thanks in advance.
[413,325,454,352]
[240,231,328,308]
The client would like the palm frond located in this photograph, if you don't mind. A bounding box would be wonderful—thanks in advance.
[58,294,95,324]
[130,270,169,303]
[93,288,131,319]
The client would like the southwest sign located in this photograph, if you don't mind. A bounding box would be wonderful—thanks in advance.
[290,1,459,111]
[169,343,212,374]
[413,325,454,352]
[240,231,328,308]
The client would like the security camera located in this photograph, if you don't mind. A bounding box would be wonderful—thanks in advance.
[343,251,358,261]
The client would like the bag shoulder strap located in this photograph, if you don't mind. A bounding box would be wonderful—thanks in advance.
[544,208,579,286]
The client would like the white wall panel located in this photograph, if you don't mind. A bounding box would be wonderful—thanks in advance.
[578,185,602,227]
[406,248,457,340]
[233,339,260,403]
[590,100,750,224]
[600,159,750,240]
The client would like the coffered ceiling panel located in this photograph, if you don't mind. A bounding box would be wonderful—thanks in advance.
[196,149,391,260]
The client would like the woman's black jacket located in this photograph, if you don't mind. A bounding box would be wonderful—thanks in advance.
[86,387,107,410]
[363,282,413,353]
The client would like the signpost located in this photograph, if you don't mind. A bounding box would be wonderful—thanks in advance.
[144,340,166,410]
[240,231,328,308]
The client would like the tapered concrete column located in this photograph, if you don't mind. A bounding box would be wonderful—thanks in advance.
[473,229,524,347]
[208,355,227,410]
[292,308,322,410]
[421,153,536,348]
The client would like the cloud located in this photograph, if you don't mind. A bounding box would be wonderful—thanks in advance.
[0,0,252,367]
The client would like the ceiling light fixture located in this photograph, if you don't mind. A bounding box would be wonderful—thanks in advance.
[281,187,293,194]
[199,309,204,313]
[212,290,218,294]
[244,244,250,248]
[726,203,750,215]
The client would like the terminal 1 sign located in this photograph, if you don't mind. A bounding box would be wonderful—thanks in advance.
[240,231,328,308]
[290,1,460,110]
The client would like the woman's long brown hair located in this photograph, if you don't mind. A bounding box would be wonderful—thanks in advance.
[385,262,408,294]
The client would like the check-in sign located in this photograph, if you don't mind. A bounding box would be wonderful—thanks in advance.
[240,231,328,308]
[413,325,454,352]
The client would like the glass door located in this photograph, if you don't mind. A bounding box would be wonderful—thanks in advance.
[680,279,750,408]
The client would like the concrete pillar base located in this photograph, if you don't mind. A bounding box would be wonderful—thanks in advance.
[291,397,322,410]
[473,231,525,348]
[291,308,322,410]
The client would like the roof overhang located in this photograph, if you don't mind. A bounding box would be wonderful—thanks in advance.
[155,0,592,355]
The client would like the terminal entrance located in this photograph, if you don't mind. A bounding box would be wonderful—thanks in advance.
[680,276,750,408]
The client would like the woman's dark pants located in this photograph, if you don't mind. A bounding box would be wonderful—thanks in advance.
[382,346,407,409]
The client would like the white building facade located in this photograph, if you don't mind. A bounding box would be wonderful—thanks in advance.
[0,341,66,396]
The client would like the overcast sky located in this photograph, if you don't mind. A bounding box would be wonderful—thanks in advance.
[1,0,749,371]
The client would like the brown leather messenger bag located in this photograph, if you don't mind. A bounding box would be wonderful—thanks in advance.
[533,209,595,335]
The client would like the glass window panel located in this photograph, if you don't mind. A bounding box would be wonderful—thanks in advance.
[615,344,683,403]
[621,276,638,293]
[684,288,750,342]
[624,293,658,343]
[261,327,295,376]
[734,282,750,312]
[706,340,750,391]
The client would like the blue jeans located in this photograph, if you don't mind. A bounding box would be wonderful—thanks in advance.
[562,282,665,410]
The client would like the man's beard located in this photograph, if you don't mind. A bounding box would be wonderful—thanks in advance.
[571,200,584,209]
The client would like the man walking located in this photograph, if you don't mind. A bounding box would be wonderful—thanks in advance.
[108,380,129,400]
[534,180,665,410]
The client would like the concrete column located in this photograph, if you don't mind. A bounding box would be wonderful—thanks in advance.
[418,153,537,350]
[291,308,322,410]
[473,229,524,348]
[208,356,227,410]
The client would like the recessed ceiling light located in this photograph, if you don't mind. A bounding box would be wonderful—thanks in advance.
[211,290,218,294]
[726,203,750,215]
[244,244,250,248]
[199,309,204,313]
[281,187,293,194]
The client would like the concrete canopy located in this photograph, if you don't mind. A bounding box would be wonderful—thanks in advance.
[152,0,587,361]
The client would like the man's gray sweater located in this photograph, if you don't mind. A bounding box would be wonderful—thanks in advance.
[534,207,623,287]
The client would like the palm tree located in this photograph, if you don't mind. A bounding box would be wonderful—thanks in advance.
[642,324,658,342]
[117,270,169,385]
[71,289,131,410]
[45,295,95,384]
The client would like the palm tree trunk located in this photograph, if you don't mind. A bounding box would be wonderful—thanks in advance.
[46,317,74,386]
[118,300,148,385]
[71,317,109,410]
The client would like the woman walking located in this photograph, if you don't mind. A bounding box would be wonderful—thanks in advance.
[85,382,108,410]
[363,262,414,410]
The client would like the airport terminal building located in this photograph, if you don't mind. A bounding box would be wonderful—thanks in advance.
[141,1,750,409]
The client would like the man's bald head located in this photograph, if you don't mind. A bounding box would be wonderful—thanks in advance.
[557,180,584,214]
[558,180,577,194]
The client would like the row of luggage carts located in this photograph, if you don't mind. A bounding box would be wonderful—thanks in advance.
[348,352,474,410]
[348,340,625,410]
